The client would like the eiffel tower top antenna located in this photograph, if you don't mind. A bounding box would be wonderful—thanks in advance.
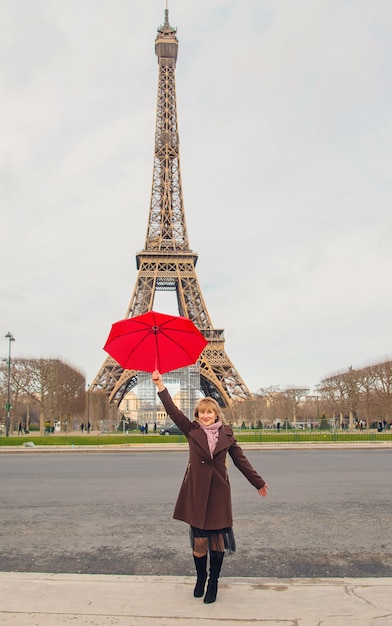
[158,0,178,43]
[160,1,174,31]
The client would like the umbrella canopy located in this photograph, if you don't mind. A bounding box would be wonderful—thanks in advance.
[103,310,208,374]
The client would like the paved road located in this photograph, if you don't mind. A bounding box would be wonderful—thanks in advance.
[0,449,391,577]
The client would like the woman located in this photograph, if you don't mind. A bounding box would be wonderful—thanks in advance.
[152,370,269,604]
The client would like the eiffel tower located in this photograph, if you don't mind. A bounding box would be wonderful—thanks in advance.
[90,8,252,408]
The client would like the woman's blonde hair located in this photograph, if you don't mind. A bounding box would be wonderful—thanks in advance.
[194,397,227,424]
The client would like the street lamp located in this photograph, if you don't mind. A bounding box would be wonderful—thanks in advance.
[314,383,320,429]
[87,384,90,433]
[5,332,15,437]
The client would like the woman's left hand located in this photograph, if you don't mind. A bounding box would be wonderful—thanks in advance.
[258,484,269,497]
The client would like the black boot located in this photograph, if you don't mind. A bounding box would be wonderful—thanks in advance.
[204,551,224,604]
[193,554,207,598]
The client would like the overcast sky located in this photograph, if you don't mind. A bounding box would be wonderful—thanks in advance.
[1,0,391,395]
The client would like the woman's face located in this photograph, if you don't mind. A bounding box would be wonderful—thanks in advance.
[197,405,217,427]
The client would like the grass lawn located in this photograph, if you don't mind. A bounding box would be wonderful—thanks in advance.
[1,430,391,446]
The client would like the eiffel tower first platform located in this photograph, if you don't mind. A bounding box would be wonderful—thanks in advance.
[90,8,252,408]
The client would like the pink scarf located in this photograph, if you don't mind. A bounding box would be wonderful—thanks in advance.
[199,420,222,457]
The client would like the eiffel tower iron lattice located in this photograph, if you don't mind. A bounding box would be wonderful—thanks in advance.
[90,8,252,408]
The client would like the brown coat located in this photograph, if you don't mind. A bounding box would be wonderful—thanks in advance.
[158,388,266,530]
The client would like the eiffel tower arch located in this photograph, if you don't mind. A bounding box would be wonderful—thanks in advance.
[90,9,252,408]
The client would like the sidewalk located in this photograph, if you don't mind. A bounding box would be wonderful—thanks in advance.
[0,572,391,625]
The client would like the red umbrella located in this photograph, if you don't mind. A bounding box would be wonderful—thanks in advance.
[103,310,208,374]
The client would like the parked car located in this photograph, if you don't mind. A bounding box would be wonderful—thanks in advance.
[159,423,183,436]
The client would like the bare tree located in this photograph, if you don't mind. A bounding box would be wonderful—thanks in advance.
[283,388,310,425]
[255,386,281,425]
[356,365,377,428]
[11,358,85,435]
[88,390,111,430]
[321,359,392,428]
[371,360,392,422]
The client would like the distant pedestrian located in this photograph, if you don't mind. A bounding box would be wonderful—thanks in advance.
[144,422,148,434]
[80,423,85,433]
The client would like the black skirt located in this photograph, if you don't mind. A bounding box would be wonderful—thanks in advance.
[189,525,236,554]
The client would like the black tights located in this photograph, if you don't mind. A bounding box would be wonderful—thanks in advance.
[193,534,224,557]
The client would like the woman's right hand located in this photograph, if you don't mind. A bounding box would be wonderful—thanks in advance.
[152,370,165,391]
